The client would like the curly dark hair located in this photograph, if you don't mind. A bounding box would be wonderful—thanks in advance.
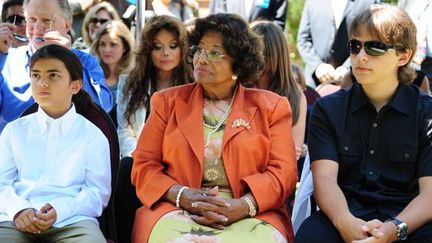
[123,15,192,125]
[188,13,265,87]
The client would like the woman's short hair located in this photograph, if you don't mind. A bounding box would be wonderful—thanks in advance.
[189,13,265,86]
[91,20,135,77]
[82,1,120,45]
[349,4,417,84]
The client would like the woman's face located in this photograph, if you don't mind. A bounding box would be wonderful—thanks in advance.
[30,58,81,118]
[89,9,111,41]
[97,32,125,67]
[193,31,233,87]
[150,29,181,74]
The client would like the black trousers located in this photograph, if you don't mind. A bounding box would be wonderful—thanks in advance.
[114,156,142,243]
[295,210,432,243]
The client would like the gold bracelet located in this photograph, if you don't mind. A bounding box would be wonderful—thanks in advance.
[241,197,257,217]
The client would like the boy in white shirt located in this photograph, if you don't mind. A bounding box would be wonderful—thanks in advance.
[0,44,111,242]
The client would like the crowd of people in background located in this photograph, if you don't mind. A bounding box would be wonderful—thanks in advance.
[1,0,432,242]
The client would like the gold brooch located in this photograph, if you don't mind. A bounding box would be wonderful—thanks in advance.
[231,118,250,129]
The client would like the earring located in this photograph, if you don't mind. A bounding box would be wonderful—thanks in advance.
[232,74,238,81]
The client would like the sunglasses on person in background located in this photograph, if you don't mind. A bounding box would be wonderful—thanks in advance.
[190,45,225,61]
[6,14,25,25]
[90,17,109,25]
[348,39,405,56]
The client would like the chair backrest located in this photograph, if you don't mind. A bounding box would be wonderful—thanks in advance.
[21,102,119,242]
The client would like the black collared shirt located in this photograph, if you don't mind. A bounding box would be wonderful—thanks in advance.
[308,82,432,217]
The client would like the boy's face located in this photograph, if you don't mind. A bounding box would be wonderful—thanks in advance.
[350,30,411,88]
[30,58,81,118]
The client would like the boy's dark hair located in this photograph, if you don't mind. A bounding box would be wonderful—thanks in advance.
[30,44,95,113]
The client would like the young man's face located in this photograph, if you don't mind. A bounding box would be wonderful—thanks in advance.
[350,30,409,88]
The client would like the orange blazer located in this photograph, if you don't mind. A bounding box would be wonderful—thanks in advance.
[131,83,297,242]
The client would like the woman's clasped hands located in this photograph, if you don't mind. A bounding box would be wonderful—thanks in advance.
[178,186,250,230]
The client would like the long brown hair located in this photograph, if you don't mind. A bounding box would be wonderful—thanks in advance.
[251,21,302,125]
[122,15,191,125]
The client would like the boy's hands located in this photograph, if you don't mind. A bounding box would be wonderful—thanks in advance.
[14,208,42,233]
[13,203,57,233]
[33,203,57,231]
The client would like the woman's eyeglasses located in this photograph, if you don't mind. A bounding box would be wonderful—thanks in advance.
[190,45,225,61]
[348,39,404,56]
[7,14,25,25]
[90,17,109,25]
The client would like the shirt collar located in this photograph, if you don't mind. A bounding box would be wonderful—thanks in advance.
[350,81,369,113]
[386,84,412,116]
[350,81,412,115]
[36,104,78,134]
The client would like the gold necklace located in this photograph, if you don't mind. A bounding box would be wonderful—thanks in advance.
[203,85,238,148]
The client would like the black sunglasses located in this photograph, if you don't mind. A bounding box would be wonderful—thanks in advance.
[6,14,25,25]
[90,17,109,25]
[348,39,404,56]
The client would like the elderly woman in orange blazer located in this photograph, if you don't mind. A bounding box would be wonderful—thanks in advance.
[131,13,297,243]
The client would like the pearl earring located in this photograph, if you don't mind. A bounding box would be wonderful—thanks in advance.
[232,74,238,81]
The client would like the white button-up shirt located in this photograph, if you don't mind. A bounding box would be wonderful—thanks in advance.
[0,105,111,227]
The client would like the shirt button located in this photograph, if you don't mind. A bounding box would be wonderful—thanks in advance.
[369,149,375,155]
[344,146,349,151]
[372,123,378,128]
[368,171,374,175]
[404,153,410,159]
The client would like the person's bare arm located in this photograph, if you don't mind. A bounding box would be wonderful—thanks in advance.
[312,159,368,242]
[292,93,307,160]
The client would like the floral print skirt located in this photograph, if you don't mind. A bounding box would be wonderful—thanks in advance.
[148,192,287,243]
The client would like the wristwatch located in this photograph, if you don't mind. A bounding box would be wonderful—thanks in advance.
[390,217,408,241]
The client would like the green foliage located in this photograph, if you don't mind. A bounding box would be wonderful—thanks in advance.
[286,0,305,64]
[381,0,398,4]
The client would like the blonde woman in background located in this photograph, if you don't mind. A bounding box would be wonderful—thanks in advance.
[73,1,120,51]
[91,20,135,105]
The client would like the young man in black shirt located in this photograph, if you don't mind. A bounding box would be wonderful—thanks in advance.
[296,4,432,243]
